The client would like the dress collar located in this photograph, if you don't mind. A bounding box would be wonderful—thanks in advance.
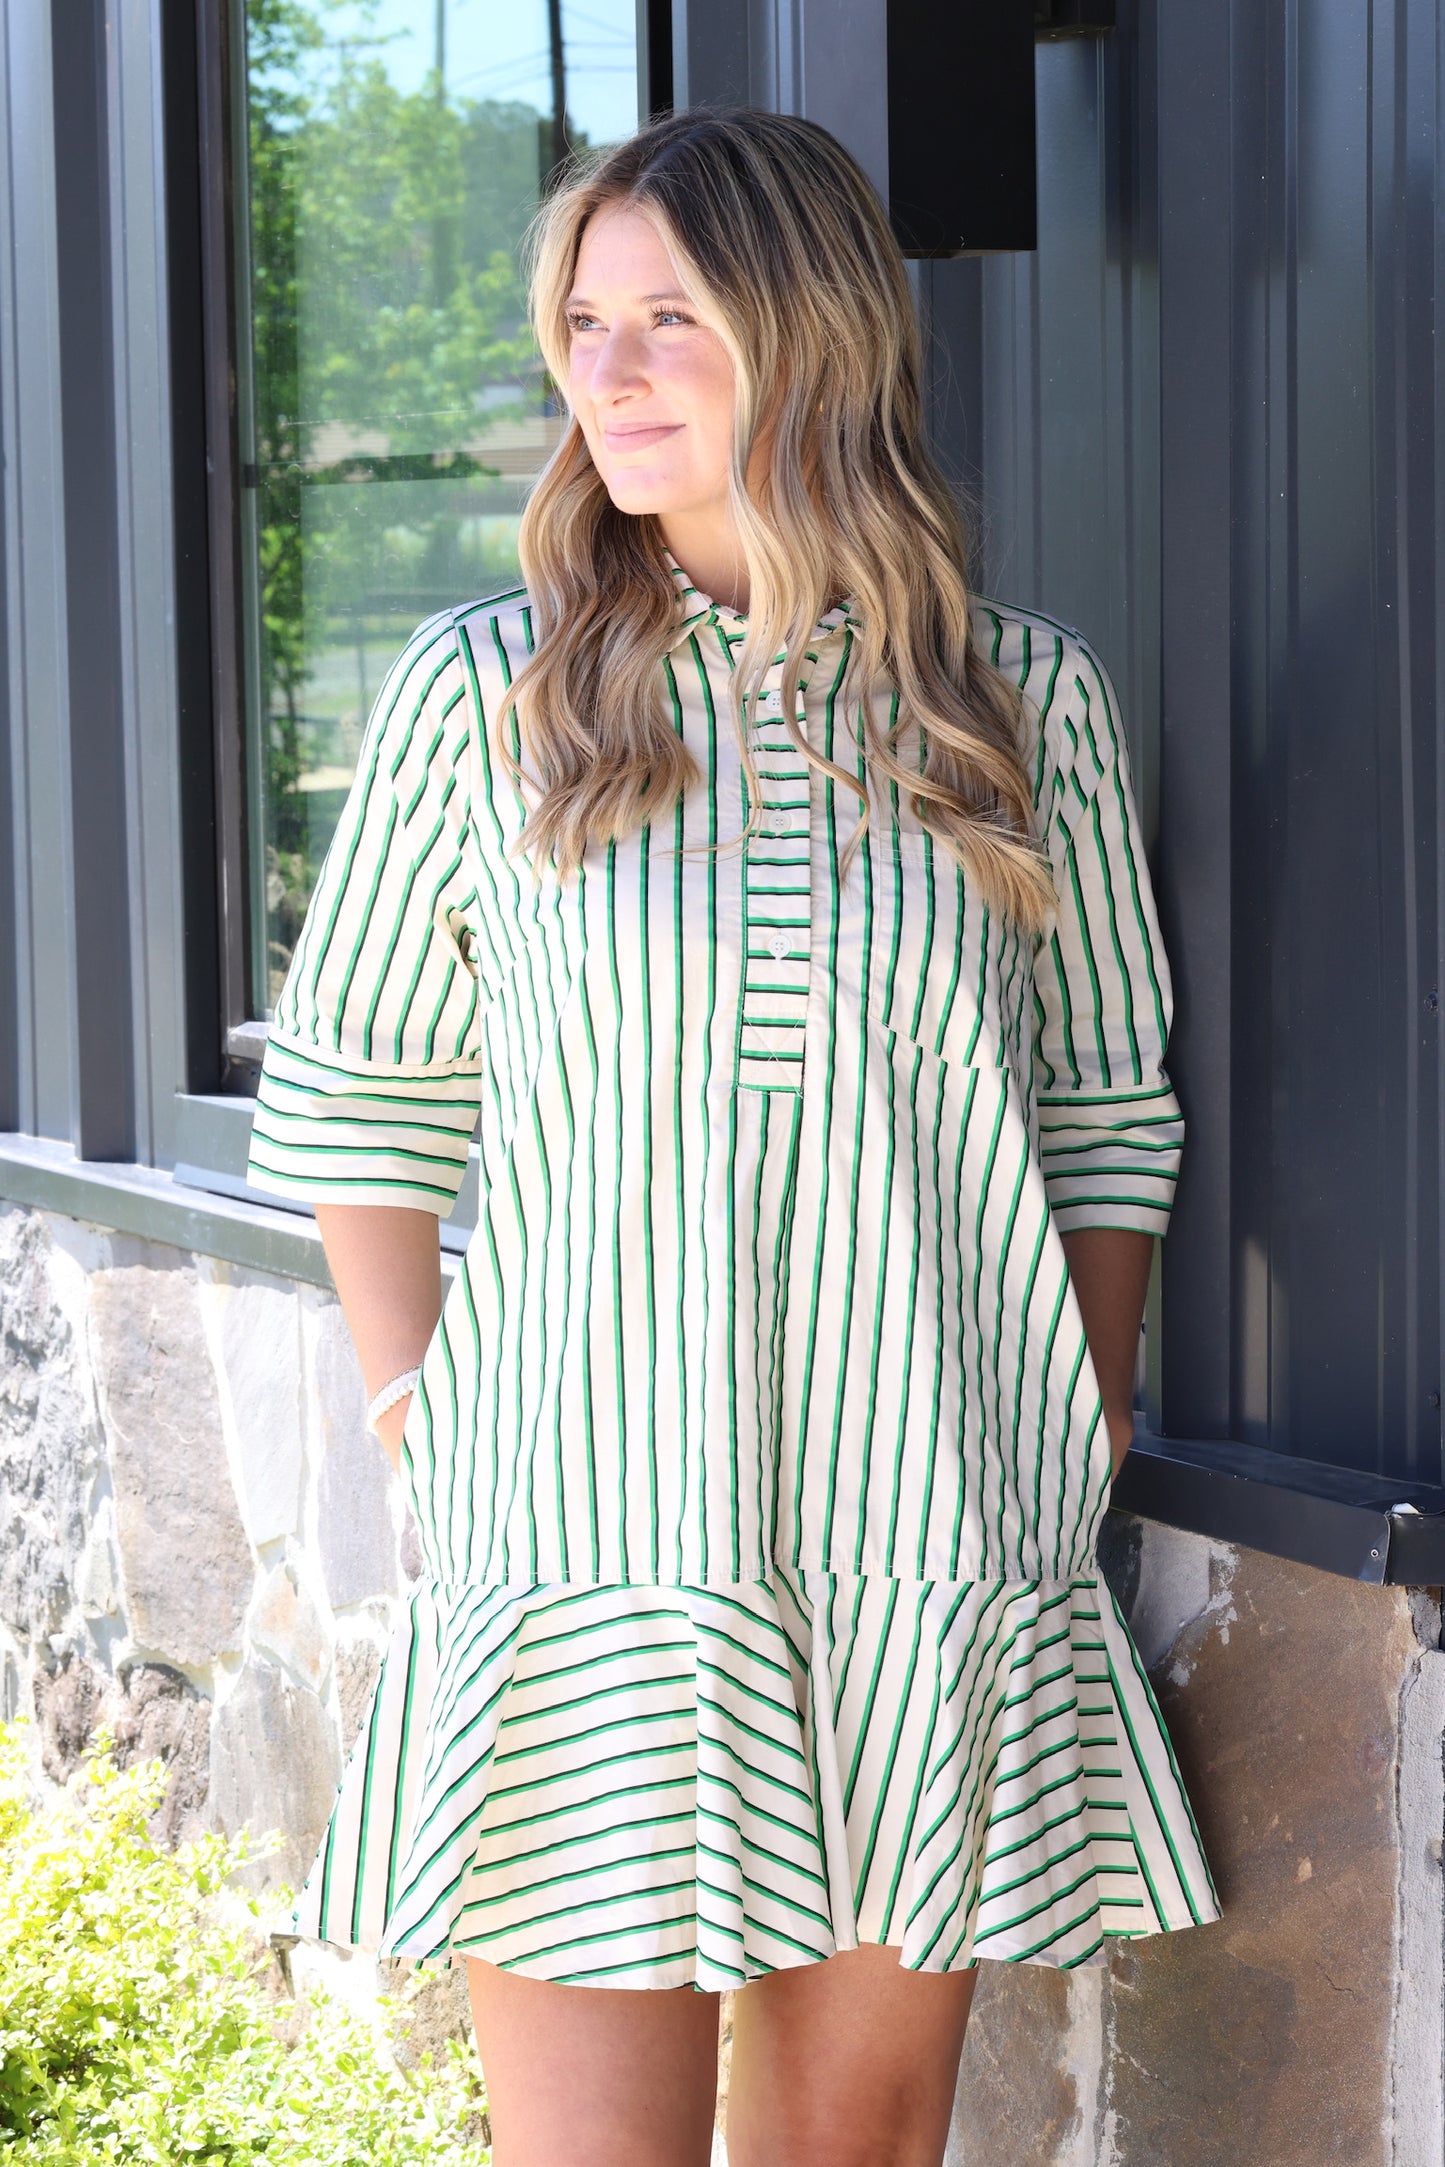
[661,548,860,655]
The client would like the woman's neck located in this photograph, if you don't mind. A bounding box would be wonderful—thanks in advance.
[658,508,749,615]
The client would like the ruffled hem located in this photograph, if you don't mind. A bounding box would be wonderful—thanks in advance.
[295,1569,1219,1990]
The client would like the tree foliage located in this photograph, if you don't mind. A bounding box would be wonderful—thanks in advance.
[244,0,552,991]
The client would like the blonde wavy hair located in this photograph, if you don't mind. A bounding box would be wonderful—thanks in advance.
[499,108,1052,929]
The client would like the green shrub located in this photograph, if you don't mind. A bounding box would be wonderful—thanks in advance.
[0,1722,488,2164]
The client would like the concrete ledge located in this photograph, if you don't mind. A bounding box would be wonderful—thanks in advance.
[0,1134,337,1287]
[0,1134,469,1289]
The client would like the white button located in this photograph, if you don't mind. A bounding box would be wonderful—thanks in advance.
[769,933,790,960]
[758,689,782,713]
[769,808,793,834]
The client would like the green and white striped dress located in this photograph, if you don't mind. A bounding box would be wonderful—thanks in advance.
[247,558,1219,1987]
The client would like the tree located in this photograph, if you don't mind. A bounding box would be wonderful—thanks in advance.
[242,0,557,996]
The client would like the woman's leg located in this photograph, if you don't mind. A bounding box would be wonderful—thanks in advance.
[466,1956,722,2167]
[726,1944,977,2167]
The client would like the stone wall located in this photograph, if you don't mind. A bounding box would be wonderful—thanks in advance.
[0,1198,407,1895]
[2,1195,1442,2163]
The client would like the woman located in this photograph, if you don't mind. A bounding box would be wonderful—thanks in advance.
[247,109,1217,2167]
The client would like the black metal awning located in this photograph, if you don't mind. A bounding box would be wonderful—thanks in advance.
[1113,1434,1445,1587]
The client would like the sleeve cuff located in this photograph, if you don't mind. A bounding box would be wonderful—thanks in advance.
[245,1034,481,1218]
[1037,1082,1183,1238]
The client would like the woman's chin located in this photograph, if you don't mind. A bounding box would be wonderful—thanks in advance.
[601,477,682,517]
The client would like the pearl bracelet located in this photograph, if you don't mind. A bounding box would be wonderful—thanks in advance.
[366,1367,420,1433]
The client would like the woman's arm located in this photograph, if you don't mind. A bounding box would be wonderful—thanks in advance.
[1060,1226,1154,1476]
[314,1203,444,1472]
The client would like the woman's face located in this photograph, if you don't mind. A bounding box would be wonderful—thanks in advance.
[564,205,737,524]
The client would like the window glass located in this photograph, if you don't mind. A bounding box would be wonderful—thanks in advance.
[238,0,638,1012]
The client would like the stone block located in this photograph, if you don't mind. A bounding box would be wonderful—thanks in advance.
[0,1207,107,1640]
[315,1301,399,1610]
[214,1275,304,1547]
[1106,1544,1419,2167]
[945,1527,1440,2167]
[209,1658,341,1893]
[76,1516,122,1621]
[33,1650,106,1779]
[33,1652,212,1845]
[115,1662,214,1844]
[334,1636,383,1756]
[399,1512,424,1584]
[382,1957,474,2072]
[949,1966,1086,2165]
[90,1240,254,1666]
[250,1556,331,1692]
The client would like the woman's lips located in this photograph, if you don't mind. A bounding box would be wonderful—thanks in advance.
[603,423,682,451]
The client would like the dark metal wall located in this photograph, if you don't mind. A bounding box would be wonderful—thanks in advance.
[927,0,1445,1485]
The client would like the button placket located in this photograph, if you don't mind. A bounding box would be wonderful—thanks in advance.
[736,660,817,1093]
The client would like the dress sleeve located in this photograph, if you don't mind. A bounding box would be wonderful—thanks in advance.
[1031,638,1184,1237]
[245,612,484,1216]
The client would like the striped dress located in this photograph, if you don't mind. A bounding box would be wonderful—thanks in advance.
[247,558,1219,1987]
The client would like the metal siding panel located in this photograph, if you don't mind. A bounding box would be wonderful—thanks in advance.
[1235,0,1442,1481]
[1431,0,1445,1493]
[979,248,1043,604]
[974,29,1158,744]
[693,0,889,207]
[108,0,190,1167]
[0,15,15,1136]
[916,255,985,524]
[670,0,749,107]
[1224,0,1277,1451]
[1280,0,1385,1465]
[3,1,76,1143]
[1153,0,1237,1443]
[1366,0,1437,1483]
[52,0,136,1161]
[1378,0,1440,1483]
[1139,0,1442,1479]
[796,0,888,205]
[1031,42,1116,654]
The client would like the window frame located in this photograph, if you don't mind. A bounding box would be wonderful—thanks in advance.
[194,0,257,1096]
[190,0,671,1108]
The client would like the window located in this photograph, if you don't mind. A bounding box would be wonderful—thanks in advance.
[229,0,641,1022]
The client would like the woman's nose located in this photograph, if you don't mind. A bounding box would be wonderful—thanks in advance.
[587,326,650,399]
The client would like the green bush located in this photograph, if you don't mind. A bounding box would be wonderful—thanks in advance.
[0,1723,488,2164]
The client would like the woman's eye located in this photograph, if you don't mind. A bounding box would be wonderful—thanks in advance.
[565,305,691,333]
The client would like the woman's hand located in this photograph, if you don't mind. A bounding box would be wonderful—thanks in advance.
[1058,1227,1155,1478]
[313,1203,444,1475]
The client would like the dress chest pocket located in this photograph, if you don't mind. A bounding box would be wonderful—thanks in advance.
[858,829,1028,1071]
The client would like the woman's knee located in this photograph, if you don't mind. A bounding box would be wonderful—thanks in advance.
[467,1958,720,2167]
[725,1948,974,2167]
[728,2089,952,2167]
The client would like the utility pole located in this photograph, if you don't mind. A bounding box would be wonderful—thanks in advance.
[546,0,570,187]
[431,0,453,310]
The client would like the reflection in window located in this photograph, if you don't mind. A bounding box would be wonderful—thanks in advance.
[238,0,638,1011]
